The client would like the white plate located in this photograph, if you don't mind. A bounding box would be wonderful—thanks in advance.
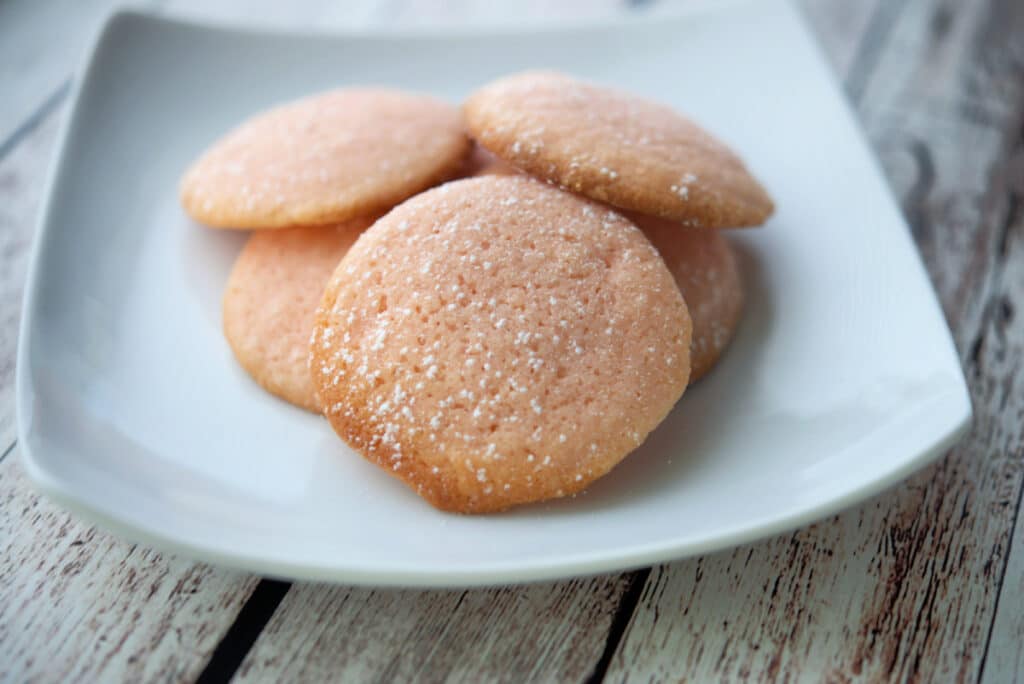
[17,0,971,587]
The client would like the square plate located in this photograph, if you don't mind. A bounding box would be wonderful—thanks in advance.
[17,0,971,586]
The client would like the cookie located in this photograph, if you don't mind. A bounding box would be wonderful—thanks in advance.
[464,142,742,379]
[630,214,744,381]
[223,219,372,411]
[310,176,691,513]
[464,71,774,228]
[181,88,471,229]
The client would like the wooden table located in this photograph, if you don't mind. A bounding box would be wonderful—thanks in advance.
[2,0,1022,681]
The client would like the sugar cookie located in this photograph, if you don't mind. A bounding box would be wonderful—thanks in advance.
[182,89,470,229]
[310,176,691,512]
[224,219,371,410]
[464,71,773,228]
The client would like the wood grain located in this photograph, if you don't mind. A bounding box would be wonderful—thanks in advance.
[233,575,635,683]
[0,449,259,682]
[0,0,164,446]
[159,3,645,681]
[606,0,1024,681]
[976,7,1024,677]
[0,0,1022,682]
[0,5,262,683]
[984,484,1024,683]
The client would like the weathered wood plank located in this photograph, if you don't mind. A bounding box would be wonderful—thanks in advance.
[158,1,638,682]
[187,0,643,679]
[984,492,1024,683]
[0,451,259,682]
[3,2,637,682]
[0,4,279,680]
[233,575,633,683]
[978,15,1024,677]
[0,0,159,459]
[0,0,154,149]
[607,0,1024,680]
[2,1,1021,683]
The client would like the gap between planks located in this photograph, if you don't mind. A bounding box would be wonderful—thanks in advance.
[194,2,891,682]
[0,448,262,682]
[0,3,264,678]
[195,580,291,684]
[0,440,15,464]
[603,0,1024,680]
[3,0,1023,682]
[154,1,706,682]
[0,0,645,681]
[0,80,70,161]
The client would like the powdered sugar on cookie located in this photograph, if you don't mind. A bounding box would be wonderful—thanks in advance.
[310,176,691,513]
[464,71,774,228]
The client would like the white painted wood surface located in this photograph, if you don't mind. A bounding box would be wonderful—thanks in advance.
[234,577,634,682]
[607,0,1024,680]
[0,446,259,682]
[984,496,1024,684]
[0,0,1021,681]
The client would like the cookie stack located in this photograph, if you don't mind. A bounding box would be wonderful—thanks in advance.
[180,71,772,513]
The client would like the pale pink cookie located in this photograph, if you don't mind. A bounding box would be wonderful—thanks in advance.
[310,176,691,513]
[223,219,371,411]
[181,89,471,229]
[464,71,774,228]
[630,214,744,381]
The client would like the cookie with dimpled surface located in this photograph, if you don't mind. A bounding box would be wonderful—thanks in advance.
[463,71,774,228]
[469,153,743,380]
[223,219,371,411]
[630,214,744,382]
[181,88,471,229]
[309,176,692,513]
